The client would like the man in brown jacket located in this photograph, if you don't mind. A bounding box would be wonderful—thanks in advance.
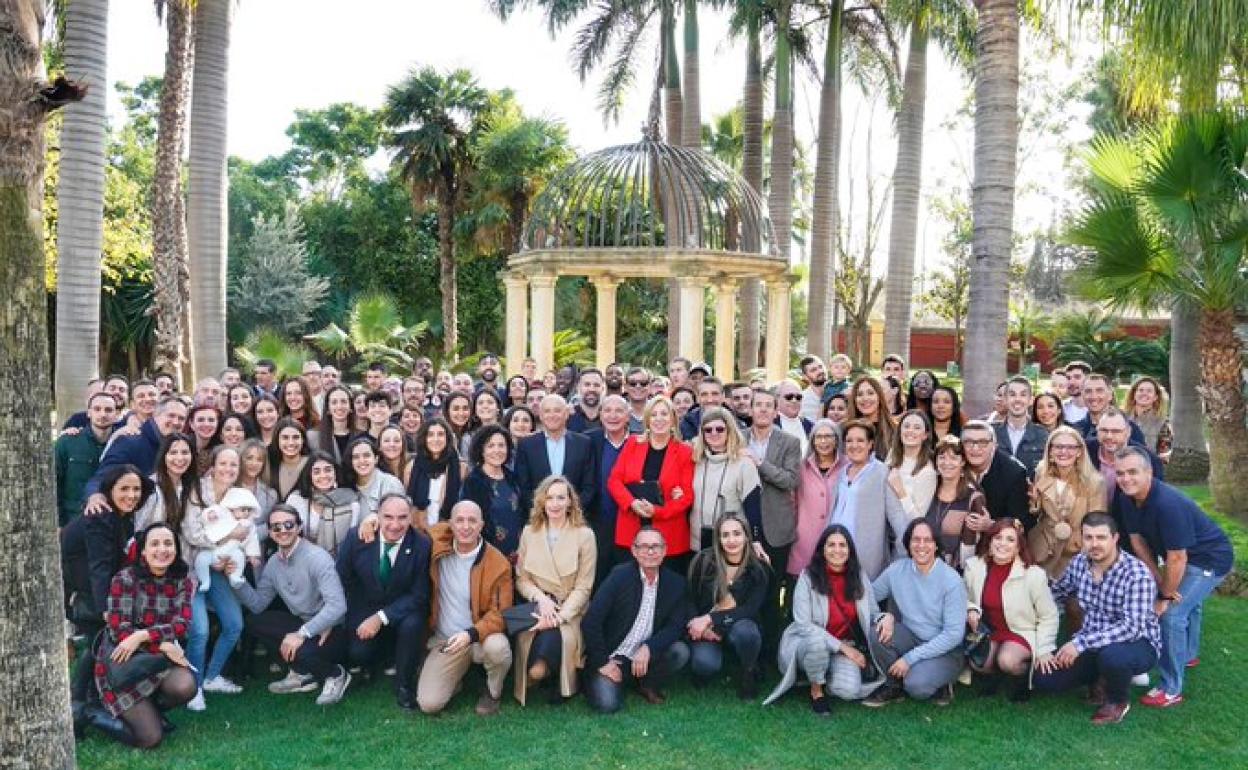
[416,501,514,715]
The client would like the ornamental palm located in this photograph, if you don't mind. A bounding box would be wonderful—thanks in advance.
[1069,111,1248,519]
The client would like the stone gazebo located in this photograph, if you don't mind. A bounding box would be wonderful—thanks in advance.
[503,139,793,382]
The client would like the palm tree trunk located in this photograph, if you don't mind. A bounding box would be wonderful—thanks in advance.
[187,0,232,379]
[437,190,458,355]
[882,14,929,361]
[1198,308,1248,519]
[53,0,108,420]
[661,0,683,359]
[766,0,794,368]
[151,0,194,386]
[738,10,764,374]
[963,0,1018,417]
[680,0,700,148]
[0,1,82,763]
[807,1,843,363]
[1167,299,1209,481]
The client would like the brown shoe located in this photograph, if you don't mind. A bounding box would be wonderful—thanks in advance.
[1091,702,1130,725]
[636,685,666,705]
[474,692,501,716]
[528,660,549,683]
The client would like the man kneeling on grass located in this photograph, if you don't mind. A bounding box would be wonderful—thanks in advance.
[230,504,352,705]
[1032,512,1161,725]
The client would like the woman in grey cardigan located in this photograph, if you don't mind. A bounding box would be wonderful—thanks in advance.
[829,420,913,580]
[764,525,884,715]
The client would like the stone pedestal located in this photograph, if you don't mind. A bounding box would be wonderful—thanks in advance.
[529,273,558,375]
[502,272,529,376]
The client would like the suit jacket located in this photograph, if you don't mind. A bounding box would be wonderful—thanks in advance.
[514,430,597,515]
[979,448,1034,530]
[751,427,802,547]
[335,527,431,628]
[582,562,689,669]
[993,421,1049,477]
[84,419,163,498]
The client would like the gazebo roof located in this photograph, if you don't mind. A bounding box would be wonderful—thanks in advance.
[520,139,777,257]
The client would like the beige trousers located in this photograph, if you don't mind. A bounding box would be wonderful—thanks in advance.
[416,633,513,714]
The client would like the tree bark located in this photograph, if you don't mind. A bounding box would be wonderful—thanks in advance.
[680,0,700,148]
[1198,308,1248,519]
[806,1,843,363]
[188,0,232,378]
[662,0,683,360]
[437,188,458,355]
[0,2,82,766]
[765,0,793,370]
[882,14,928,361]
[1166,299,1209,482]
[738,10,764,374]
[53,0,108,420]
[963,0,1018,416]
[151,0,194,386]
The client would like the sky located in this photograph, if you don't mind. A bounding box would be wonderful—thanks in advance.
[100,1,1096,298]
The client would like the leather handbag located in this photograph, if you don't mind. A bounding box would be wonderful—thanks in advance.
[964,616,994,669]
[502,602,540,636]
[102,645,172,690]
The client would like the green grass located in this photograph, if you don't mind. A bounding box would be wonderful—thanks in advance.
[1176,484,1248,578]
[78,597,1248,770]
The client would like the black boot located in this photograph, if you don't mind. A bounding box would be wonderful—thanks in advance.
[71,700,88,740]
[737,668,759,701]
[83,703,138,746]
[1007,674,1031,703]
[976,673,1001,697]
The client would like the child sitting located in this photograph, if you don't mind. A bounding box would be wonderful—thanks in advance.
[194,487,262,591]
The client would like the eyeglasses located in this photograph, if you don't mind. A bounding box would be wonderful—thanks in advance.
[702,425,727,435]
[270,520,300,532]
[962,439,993,448]
[633,543,665,553]
[1050,444,1081,454]
[781,393,802,401]
[627,380,649,387]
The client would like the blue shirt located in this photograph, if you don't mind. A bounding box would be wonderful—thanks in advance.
[829,457,879,541]
[1121,479,1233,575]
[871,559,966,665]
[545,434,566,477]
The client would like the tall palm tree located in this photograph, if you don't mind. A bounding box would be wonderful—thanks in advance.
[150,0,195,385]
[767,0,794,279]
[738,3,764,373]
[806,0,844,363]
[384,67,491,355]
[680,0,701,147]
[187,0,231,379]
[53,0,109,419]
[0,0,83,759]
[1070,112,1248,519]
[961,0,1018,416]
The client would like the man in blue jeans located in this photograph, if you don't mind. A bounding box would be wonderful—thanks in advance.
[1034,512,1161,725]
[1115,446,1233,708]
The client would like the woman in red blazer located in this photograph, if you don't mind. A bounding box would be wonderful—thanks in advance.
[609,395,696,572]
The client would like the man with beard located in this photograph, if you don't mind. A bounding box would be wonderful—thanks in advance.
[604,363,625,396]
[475,353,503,397]
[798,355,829,421]
[1063,361,1091,423]
[726,382,754,430]
[414,357,434,384]
[555,365,578,399]
[569,368,607,434]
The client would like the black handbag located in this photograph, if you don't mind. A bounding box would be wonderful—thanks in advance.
[502,602,540,636]
[102,645,172,690]
[964,616,994,670]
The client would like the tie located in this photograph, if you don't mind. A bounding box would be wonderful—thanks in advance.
[380,542,396,585]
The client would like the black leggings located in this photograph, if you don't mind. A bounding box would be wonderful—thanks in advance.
[527,628,563,673]
[119,667,197,749]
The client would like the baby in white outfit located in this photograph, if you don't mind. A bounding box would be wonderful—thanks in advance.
[194,487,262,591]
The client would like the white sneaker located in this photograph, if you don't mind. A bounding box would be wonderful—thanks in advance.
[268,670,318,694]
[1131,673,1151,687]
[202,675,243,694]
[186,690,206,712]
[383,665,397,676]
[315,667,352,706]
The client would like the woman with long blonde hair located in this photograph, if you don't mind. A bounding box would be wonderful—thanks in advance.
[1027,426,1106,579]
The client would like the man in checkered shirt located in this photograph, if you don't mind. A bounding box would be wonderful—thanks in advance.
[1033,512,1161,725]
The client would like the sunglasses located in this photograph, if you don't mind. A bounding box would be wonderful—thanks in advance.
[781,393,802,401]
[702,425,727,435]
[270,520,300,532]
[627,380,649,387]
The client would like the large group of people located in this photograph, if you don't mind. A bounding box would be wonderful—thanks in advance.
[55,351,1232,748]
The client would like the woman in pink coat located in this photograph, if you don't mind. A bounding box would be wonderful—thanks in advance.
[789,419,845,577]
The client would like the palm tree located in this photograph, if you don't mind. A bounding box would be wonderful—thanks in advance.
[150,0,195,385]
[0,0,83,759]
[304,292,430,373]
[767,0,794,274]
[805,0,844,363]
[53,0,109,420]
[384,67,491,355]
[961,0,1019,416]
[880,0,972,360]
[1070,111,1248,519]
[187,0,231,379]
[738,3,764,373]
[680,0,701,146]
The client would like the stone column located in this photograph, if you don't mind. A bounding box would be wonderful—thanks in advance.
[502,272,529,377]
[529,272,558,376]
[765,274,793,383]
[590,275,622,370]
[712,278,738,382]
[676,275,706,364]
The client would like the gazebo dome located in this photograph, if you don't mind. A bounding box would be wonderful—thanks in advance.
[521,139,777,256]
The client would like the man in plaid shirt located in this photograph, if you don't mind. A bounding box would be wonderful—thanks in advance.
[1033,512,1161,725]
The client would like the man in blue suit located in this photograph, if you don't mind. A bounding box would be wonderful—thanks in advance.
[514,394,597,517]
[336,493,431,711]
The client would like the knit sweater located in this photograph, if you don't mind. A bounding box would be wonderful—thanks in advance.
[233,538,346,637]
[871,558,967,665]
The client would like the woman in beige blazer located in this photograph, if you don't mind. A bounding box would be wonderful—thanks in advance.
[1027,426,1106,580]
[513,475,597,705]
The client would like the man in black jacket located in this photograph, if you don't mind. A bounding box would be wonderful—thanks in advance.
[514,394,597,515]
[583,529,690,713]
[993,376,1049,476]
[961,420,1034,531]
[336,494,432,711]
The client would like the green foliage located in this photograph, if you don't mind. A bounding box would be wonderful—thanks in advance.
[1049,309,1168,382]
[284,103,384,200]
[233,328,311,379]
[304,293,429,373]
[228,212,329,337]
[552,328,596,368]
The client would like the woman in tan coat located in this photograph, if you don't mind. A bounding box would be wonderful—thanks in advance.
[512,475,597,705]
[1027,426,1106,580]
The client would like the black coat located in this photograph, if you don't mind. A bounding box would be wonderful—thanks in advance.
[686,550,768,633]
[513,430,597,515]
[979,448,1034,530]
[335,527,431,629]
[993,421,1050,478]
[582,562,690,669]
[60,510,135,616]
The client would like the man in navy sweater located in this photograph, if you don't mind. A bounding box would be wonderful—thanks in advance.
[82,395,187,514]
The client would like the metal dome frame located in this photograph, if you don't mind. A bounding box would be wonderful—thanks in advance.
[502,140,795,384]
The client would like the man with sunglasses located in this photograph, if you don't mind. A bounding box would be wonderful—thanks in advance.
[232,504,352,706]
[773,380,813,454]
[583,529,691,713]
[624,367,651,433]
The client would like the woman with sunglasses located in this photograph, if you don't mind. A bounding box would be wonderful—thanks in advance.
[686,407,763,574]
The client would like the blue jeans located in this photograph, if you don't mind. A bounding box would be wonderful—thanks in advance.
[1033,638,1157,705]
[584,642,690,714]
[188,571,244,685]
[689,619,762,677]
[1159,564,1226,695]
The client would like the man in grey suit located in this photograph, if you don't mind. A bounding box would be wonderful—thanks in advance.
[993,376,1049,477]
[744,388,802,655]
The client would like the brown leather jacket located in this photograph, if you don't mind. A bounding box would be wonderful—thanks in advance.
[427,522,513,641]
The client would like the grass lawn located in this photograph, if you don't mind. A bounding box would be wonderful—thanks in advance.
[78,484,1247,770]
